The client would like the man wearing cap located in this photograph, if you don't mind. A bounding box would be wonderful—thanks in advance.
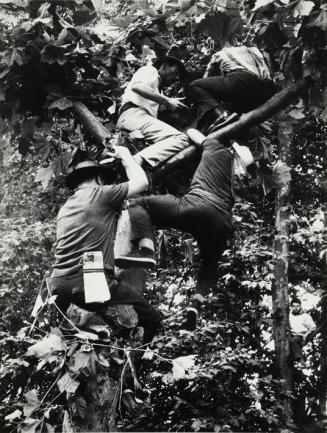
[48,146,161,342]
[117,56,190,169]
[289,297,316,361]
[188,44,276,133]
[116,129,254,330]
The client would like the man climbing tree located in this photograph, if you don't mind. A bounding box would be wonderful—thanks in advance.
[188,43,277,133]
[48,146,161,343]
[117,56,190,168]
[116,128,254,330]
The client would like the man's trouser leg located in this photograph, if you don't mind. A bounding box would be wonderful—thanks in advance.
[195,219,230,297]
[117,107,189,168]
[290,335,304,361]
[188,76,234,130]
[130,196,230,297]
[127,203,154,244]
[129,195,184,231]
[189,72,276,115]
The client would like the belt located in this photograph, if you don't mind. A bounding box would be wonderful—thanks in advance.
[118,102,139,117]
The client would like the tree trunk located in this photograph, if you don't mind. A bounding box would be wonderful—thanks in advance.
[271,115,294,424]
[155,78,308,177]
[319,209,327,430]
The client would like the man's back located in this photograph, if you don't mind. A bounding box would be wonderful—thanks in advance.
[52,183,128,277]
[207,46,271,80]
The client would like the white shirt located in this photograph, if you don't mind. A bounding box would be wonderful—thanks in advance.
[289,312,316,337]
[205,46,272,80]
[121,65,160,118]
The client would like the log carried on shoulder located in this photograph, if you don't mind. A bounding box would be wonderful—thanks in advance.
[155,78,309,176]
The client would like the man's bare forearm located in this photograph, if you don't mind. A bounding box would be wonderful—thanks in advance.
[121,153,148,197]
[132,83,169,106]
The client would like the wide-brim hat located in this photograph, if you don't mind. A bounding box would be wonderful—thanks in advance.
[66,160,104,189]
[153,55,188,79]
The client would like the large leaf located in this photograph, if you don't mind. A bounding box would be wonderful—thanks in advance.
[21,418,41,433]
[196,5,242,45]
[306,6,327,31]
[21,16,53,32]
[69,350,97,376]
[271,161,291,188]
[90,0,106,11]
[291,0,314,17]
[26,334,67,359]
[57,372,79,394]
[0,0,28,7]
[34,166,54,190]
[62,410,75,433]
[23,391,40,417]
[172,355,196,380]
[4,409,22,421]
[252,0,273,10]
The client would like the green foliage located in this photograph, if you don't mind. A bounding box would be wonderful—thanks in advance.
[0,0,326,432]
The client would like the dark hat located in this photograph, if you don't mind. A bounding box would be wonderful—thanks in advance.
[66,148,104,188]
[66,159,104,189]
[154,55,188,79]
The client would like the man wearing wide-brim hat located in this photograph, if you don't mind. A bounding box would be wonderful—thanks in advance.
[117,55,190,169]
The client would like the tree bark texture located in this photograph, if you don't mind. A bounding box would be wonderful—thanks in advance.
[271,116,294,424]
[319,209,327,430]
[73,101,111,145]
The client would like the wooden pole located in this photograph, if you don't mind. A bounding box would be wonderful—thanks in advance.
[73,101,111,145]
[155,78,308,177]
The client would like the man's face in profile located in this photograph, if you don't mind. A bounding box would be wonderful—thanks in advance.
[161,64,180,86]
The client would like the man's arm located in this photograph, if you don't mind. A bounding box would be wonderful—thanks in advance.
[132,83,187,110]
[303,314,316,340]
[113,146,149,197]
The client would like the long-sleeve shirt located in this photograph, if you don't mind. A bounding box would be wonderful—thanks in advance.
[205,46,272,80]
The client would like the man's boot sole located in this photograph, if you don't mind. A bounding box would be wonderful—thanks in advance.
[115,256,156,269]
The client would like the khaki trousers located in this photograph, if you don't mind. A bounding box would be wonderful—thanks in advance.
[117,107,189,168]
